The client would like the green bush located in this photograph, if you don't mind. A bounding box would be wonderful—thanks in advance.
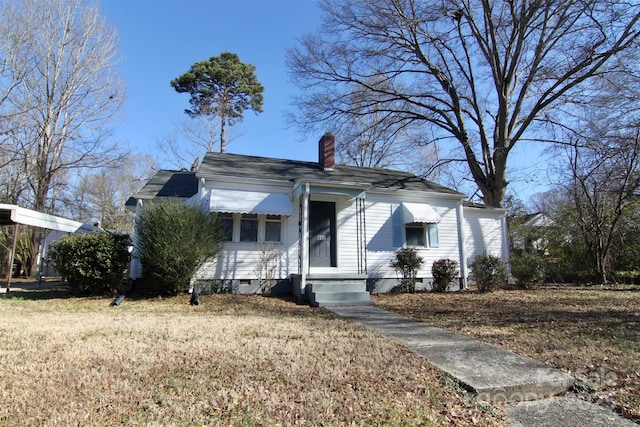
[135,199,223,296]
[431,258,459,292]
[390,247,424,293]
[48,232,131,295]
[469,254,508,292]
[510,252,545,289]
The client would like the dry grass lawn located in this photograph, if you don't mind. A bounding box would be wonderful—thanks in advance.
[0,288,503,426]
[374,284,640,423]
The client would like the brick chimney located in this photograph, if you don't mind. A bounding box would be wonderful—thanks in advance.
[318,132,335,170]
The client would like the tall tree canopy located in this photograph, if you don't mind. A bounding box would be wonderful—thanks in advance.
[0,0,125,213]
[171,51,264,154]
[287,0,640,207]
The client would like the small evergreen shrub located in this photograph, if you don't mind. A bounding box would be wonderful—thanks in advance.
[431,258,459,292]
[48,232,131,295]
[135,199,224,296]
[510,252,545,289]
[469,254,508,292]
[390,247,424,293]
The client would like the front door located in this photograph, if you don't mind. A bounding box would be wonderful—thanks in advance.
[309,201,336,267]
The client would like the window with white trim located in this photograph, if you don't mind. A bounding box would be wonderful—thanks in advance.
[219,213,233,242]
[404,222,439,248]
[265,214,282,242]
[218,213,284,243]
[240,214,259,242]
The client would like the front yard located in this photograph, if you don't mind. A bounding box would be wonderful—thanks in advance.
[0,290,502,426]
[374,285,640,422]
[1,284,637,425]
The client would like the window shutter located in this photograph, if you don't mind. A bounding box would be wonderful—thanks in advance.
[392,205,403,248]
[428,223,439,248]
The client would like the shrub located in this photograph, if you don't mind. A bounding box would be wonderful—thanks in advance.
[390,247,424,293]
[510,252,545,289]
[469,254,508,292]
[135,199,223,296]
[48,232,131,295]
[431,258,459,292]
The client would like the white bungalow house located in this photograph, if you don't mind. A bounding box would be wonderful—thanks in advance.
[127,133,508,305]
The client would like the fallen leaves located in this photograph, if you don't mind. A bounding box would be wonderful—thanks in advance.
[374,284,640,422]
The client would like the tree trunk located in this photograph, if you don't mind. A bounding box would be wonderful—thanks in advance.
[219,116,226,153]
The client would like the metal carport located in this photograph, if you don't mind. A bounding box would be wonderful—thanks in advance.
[0,204,101,292]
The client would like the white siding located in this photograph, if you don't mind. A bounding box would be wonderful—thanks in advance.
[194,181,299,283]
[463,206,508,265]
[190,180,508,294]
[364,193,462,291]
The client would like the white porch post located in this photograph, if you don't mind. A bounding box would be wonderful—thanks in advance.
[501,212,511,276]
[300,183,310,295]
[456,201,468,290]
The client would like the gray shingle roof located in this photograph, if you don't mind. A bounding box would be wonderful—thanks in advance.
[128,153,464,205]
[126,170,198,206]
[198,152,462,195]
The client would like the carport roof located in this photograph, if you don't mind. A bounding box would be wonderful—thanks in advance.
[0,204,99,233]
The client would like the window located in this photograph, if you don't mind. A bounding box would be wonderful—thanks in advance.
[404,222,439,248]
[240,214,258,242]
[405,223,426,246]
[219,213,233,242]
[217,213,284,243]
[265,215,282,242]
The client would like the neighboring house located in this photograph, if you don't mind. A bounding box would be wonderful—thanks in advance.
[127,133,508,305]
[509,212,553,254]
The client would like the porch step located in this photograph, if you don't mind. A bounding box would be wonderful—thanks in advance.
[306,275,373,307]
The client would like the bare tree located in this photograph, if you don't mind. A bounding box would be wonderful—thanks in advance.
[154,115,241,170]
[0,0,126,275]
[60,153,157,233]
[287,0,640,207]
[1,0,125,213]
[565,125,640,284]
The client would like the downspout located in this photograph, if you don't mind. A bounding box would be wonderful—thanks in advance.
[456,201,468,290]
[501,212,511,281]
[300,183,310,297]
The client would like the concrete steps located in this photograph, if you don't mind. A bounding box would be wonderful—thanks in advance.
[306,274,373,307]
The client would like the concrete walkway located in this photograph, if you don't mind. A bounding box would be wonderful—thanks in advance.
[327,305,637,427]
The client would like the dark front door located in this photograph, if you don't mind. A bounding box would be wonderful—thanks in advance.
[309,201,336,267]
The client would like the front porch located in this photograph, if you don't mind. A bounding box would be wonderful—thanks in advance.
[291,273,373,307]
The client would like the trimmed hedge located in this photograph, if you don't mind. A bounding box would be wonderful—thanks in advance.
[469,254,508,292]
[48,232,131,295]
[431,258,459,292]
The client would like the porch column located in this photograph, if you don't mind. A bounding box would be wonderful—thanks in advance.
[456,201,468,290]
[300,183,310,295]
[3,223,18,293]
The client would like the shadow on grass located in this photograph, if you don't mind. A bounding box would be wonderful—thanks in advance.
[0,281,76,300]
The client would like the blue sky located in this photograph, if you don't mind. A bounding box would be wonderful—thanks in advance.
[100,0,549,204]
[100,0,323,166]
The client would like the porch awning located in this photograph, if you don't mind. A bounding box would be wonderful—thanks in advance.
[207,189,292,216]
[401,202,441,224]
